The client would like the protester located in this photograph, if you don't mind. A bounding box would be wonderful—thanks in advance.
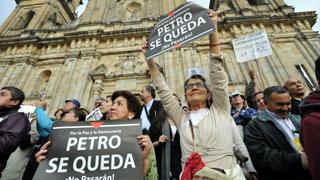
[244,86,311,180]
[253,91,266,112]
[149,94,182,180]
[245,70,261,109]
[230,90,257,138]
[93,97,105,110]
[35,99,83,138]
[143,10,255,179]
[79,107,90,116]
[283,78,305,115]
[36,90,158,180]
[0,86,30,177]
[100,95,112,120]
[61,99,81,118]
[299,57,320,180]
[22,100,84,180]
[244,70,266,112]
[140,85,164,132]
[0,115,38,180]
[53,108,63,120]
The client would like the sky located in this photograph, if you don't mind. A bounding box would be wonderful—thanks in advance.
[0,0,319,31]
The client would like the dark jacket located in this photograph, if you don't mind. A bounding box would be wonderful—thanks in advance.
[244,111,311,180]
[299,89,320,180]
[291,97,301,115]
[0,108,30,177]
[148,105,181,180]
[147,100,163,124]
[140,100,164,136]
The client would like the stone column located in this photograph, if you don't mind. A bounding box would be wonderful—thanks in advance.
[0,63,15,87]
[16,63,33,89]
[54,55,77,107]
[91,79,103,108]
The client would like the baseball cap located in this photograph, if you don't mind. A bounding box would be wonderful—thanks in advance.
[65,99,81,108]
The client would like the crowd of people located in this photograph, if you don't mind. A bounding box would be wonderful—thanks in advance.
[0,10,320,180]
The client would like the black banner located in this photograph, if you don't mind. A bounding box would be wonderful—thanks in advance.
[146,2,215,60]
[33,120,143,180]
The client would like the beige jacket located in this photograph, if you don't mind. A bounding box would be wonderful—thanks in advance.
[152,53,254,171]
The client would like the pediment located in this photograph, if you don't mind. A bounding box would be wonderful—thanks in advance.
[89,64,108,78]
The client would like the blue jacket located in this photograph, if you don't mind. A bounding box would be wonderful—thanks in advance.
[35,107,53,137]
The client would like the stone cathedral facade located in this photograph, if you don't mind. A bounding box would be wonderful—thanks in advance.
[0,0,319,115]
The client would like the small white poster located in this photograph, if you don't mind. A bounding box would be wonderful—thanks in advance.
[232,31,273,63]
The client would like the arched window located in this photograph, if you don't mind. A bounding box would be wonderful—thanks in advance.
[13,10,35,29]
[38,70,52,93]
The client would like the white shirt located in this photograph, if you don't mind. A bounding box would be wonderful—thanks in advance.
[187,108,210,126]
[266,110,297,140]
[140,99,154,130]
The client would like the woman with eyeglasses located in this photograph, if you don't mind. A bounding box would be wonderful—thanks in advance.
[143,10,257,180]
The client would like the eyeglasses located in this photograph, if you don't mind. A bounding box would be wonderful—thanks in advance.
[184,82,206,90]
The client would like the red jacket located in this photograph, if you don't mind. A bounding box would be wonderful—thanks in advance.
[300,89,320,180]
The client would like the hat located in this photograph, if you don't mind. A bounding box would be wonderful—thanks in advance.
[65,99,81,108]
[230,90,245,99]
[231,90,243,97]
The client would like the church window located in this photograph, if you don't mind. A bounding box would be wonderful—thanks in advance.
[13,10,35,29]
[38,70,52,93]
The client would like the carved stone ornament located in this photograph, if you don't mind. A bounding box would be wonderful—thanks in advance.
[127,2,142,20]
[114,54,143,72]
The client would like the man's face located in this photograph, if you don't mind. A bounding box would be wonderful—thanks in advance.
[266,92,291,118]
[63,101,75,112]
[109,96,134,121]
[284,78,305,97]
[140,87,150,102]
[0,89,19,110]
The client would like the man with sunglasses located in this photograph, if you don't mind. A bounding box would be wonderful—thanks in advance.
[244,86,311,180]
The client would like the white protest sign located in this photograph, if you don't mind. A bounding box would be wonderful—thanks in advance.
[232,31,272,63]
[86,108,103,121]
[146,2,215,60]
[19,105,37,122]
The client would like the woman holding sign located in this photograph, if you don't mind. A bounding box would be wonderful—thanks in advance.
[35,90,158,180]
[143,10,256,180]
